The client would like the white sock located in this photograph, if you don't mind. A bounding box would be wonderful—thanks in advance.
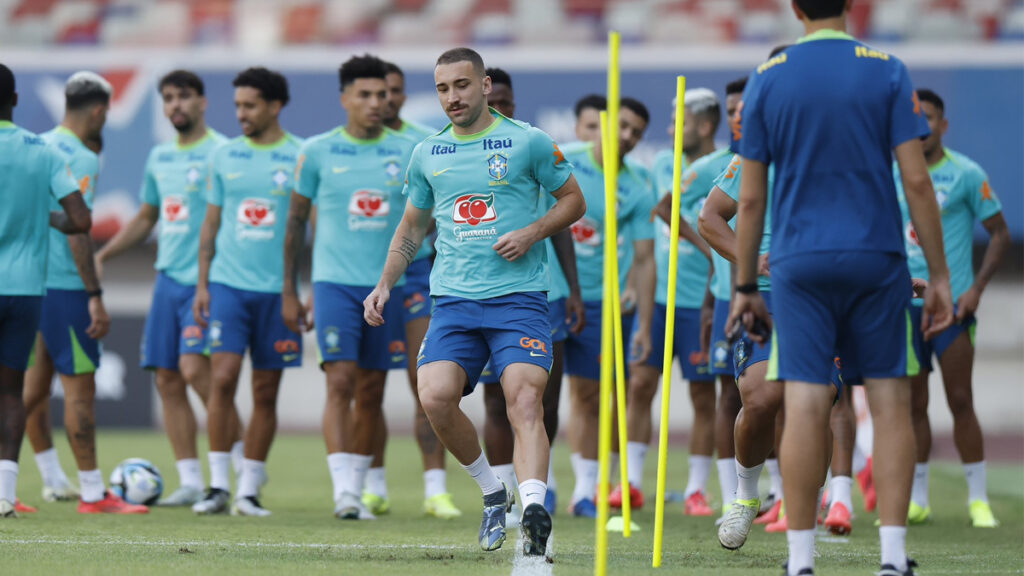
[366,467,388,498]
[572,458,599,504]
[830,475,853,511]
[237,459,265,498]
[424,468,447,499]
[911,463,930,508]
[879,525,908,571]
[176,458,203,490]
[717,458,737,508]
[735,460,763,501]
[493,463,517,496]
[823,468,832,502]
[327,453,348,501]
[852,444,868,475]
[462,452,503,496]
[519,478,547,509]
[626,441,647,488]
[350,454,373,495]
[208,451,231,492]
[685,455,712,498]
[0,460,17,503]
[546,453,557,490]
[78,469,105,503]
[787,529,816,575]
[230,441,245,476]
[766,458,783,496]
[34,448,69,487]
[964,461,988,503]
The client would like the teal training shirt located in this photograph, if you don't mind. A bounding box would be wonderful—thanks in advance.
[653,149,713,308]
[207,133,303,293]
[396,118,438,262]
[0,121,79,296]
[43,126,99,291]
[713,153,775,292]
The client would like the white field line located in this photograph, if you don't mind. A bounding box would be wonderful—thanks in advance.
[0,537,462,551]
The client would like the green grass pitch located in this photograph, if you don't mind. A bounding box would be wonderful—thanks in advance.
[1,431,1020,575]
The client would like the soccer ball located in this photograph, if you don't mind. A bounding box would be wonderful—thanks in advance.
[109,458,163,505]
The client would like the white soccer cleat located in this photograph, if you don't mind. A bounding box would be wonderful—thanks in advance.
[334,492,375,520]
[718,497,760,550]
[0,499,17,518]
[157,485,204,507]
[42,480,80,502]
[192,488,231,515]
[232,496,272,517]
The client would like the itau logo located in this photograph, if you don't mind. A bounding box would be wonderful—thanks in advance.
[348,190,390,218]
[452,193,497,226]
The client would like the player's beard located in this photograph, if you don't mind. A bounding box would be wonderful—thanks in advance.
[173,116,195,134]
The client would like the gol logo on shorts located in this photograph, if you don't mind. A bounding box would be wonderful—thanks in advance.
[389,341,407,354]
[274,340,300,354]
[519,337,548,355]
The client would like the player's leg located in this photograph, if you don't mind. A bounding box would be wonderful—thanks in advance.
[715,374,741,519]
[685,379,716,515]
[482,376,518,520]
[153,368,204,504]
[825,381,856,535]
[865,377,915,568]
[905,304,933,524]
[542,338,566,514]
[349,366,387,517]
[23,332,76,501]
[565,300,602,517]
[619,306,663,509]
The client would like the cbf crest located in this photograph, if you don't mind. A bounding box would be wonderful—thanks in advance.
[487,153,508,183]
[384,159,402,186]
[271,168,290,195]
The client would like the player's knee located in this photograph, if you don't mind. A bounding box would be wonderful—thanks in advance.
[155,371,188,399]
[354,381,385,411]
[741,388,782,423]
[946,388,975,417]
[689,382,716,415]
[506,390,543,430]
[250,380,280,408]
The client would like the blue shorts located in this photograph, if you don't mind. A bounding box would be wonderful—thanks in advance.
[402,257,432,323]
[909,304,975,373]
[710,298,734,376]
[141,272,206,370]
[314,282,406,371]
[638,304,713,382]
[0,296,43,371]
[39,289,101,375]
[208,283,302,370]
[479,296,569,385]
[769,251,915,385]
[565,300,632,381]
[419,292,552,396]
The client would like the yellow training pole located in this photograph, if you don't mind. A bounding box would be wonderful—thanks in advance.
[652,75,686,568]
[594,111,614,576]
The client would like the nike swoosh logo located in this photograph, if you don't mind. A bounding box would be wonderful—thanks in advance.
[433,168,453,176]
[530,351,546,358]
[226,172,244,180]
[332,166,350,174]
[283,354,298,361]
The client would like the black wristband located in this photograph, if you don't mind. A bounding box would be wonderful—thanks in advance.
[87,289,103,298]
[735,283,758,295]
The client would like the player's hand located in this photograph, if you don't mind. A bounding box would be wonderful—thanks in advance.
[193,285,211,328]
[620,286,637,314]
[86,296,110,339]
[757,253,771,277]
[955,286,980,323]
[727,291,771,345]
[492,228,539,262]
[921,275,953,341]
[566,290,586,335]
[630,325,652,364]
[364,285,391,327]
[911,277,929,299]
[699,300,714,357]
[282,292,311,333]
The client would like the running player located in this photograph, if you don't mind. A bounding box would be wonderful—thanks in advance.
[22,72,147,514]
[0,63,92,517]
[283,54,416,520]
[628,88,730,516]
[563,97,656,516]
[364,47,584,555]
[95,70,245,506]
[729,3,953,574]
[897,89,1008,528]
[192,67,303,517]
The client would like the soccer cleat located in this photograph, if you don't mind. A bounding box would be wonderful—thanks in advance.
[192,487,231,515]
[0,499,17,518]
[759,491,778,515]
[608,483,644,510]
[335,491,375,520]
[824,502,853,536]
[544,488,557,516]
[42,480,80,503]
[906,501,931,525]
[857,457,876,512]
[15,499,37,513]
[232,496,271,517]
[684,490,713,516]
[520,503,552,557]
[362,491,391,516]
[717,497,759,550]
[478,484,513,551]
[716,501,733,527]
[157,485,204,507]
[424,492,462,519]
[755,498,783,525]
[968,500,998,528]
[78,491,149,514]
[569,497,597,518]
[876,559,918,576]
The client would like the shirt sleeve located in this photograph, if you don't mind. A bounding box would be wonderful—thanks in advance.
[206,150,225,207]
[736,72,771,164]
[889,60,931,148]
[295,143,319,201]
[68,152,99,209]
[47,147,79,202]
[528,127,573,194]
[714,155,743,202]
[968,164,1002,222]
[403,142,434,210]
[139,152,159,207]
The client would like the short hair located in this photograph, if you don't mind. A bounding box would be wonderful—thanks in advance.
[726,77,747,96]
[436,47,486,77]
[65,71,112,111]
[159,69,205,96]
[383,61,403,78]
[233,67,290,106]
[769,44,791,58]
[0,64,14,109]
[794,0,846,20]
[486,67,512,89]
[574,94,606,118]
[684,88,721,131]
[916,88,944,115]
[338,54,388,91]
[620,97,650,125]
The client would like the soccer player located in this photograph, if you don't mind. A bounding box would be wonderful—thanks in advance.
[283,54,417,520]
[0,63,92,517]
[94,70,245,506]
[192,67,303,517]
[563,97,656,516]
[365,61,459,519]
[364,47,584,555]
[573,94,604,144]
[897,89,1009,528]
[729,2,953,574]
[21,72,147,514]
[629,88,731,516]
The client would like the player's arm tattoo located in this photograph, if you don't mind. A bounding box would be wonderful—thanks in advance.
[390,235,419,266]
[68,398,96,461]
[68,232,101,293]
[415,410,441,459]
[197,205,222,287]
[283,192,312,295]
[51,191,92,234]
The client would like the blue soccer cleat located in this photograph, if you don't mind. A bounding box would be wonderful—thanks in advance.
[478,483,514,551]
